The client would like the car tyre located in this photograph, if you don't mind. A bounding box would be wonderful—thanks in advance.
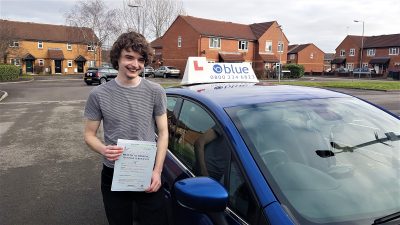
[163,73,167,78]
[100,78,107,85]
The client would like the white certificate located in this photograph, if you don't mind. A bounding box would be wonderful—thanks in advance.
[111,139,157,191]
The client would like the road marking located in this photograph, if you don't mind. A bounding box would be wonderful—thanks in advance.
[0,100,86,105]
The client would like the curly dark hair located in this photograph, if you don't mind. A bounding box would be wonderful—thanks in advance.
[109,32,153,70]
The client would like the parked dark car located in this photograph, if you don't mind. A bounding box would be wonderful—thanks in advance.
[84,67,118,85]
[140,66,155,77]
[154,66,180,78]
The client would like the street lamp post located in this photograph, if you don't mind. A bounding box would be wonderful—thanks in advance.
[128,4,146,79]
[277,25,283,82]
[354,20,365,78]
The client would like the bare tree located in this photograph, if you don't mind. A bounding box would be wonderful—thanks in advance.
[0,20,17,63]
[64,0,121,65]
[121,0,185,40]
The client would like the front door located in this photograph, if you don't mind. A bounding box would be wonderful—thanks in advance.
[55,60,62,73]
[77,61,84,73]
[26,60,33,73]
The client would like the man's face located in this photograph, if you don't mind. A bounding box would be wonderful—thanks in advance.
[118,48,145,80]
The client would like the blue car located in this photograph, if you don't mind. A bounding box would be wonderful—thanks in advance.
[161,58,400,225]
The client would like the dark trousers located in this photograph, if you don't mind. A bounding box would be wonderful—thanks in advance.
[101,165,167,225]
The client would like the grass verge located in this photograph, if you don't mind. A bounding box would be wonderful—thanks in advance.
[278,81,400,91]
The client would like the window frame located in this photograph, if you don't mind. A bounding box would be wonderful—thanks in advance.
[238,40,248,51]
[277,41,284,53]
[367,49,376,56]
[177,36,182,48]
[9,41,19,48]
[10,58,20,66]
[38,41,43,49]
[67,60,73,67]
[265,41,272,52]
[340,49,346,57]
[67,43,72,51]
[389,47,399,55]
[87,44,94,52]
[38,59,44,66]
[349,48,355,56]
[209,37,221,49]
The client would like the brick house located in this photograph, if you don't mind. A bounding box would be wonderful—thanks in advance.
[332,34,400,75]
[158,15,289,78]
[287,43,325,73]
[0,20,101,75]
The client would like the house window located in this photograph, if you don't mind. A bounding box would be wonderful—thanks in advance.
[289,54,295,60]
[209,37,221,48]
[367,49,376,56]
[38,41,43,49]
[67,60,73,67]
[389,48,399,55]
[347,63,354,71]
[87,44,94,51]
[39,59,44,66]
[88,60,96,67]
[265,41,272,52]
[340,50,345,56]
[10,58,20,66]
[177,36,182,48]
[238,40,248,50]
[362,63,368,68]
[9,41,19,48]
[310,53,314,59]
[349,48,355,56]
[67,43,72,51]
[277,41,284,52]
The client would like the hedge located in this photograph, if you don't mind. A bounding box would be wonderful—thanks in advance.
[283,64,305,78]
[0,64,20,81]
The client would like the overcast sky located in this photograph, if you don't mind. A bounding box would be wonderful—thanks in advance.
[1,0,399,53]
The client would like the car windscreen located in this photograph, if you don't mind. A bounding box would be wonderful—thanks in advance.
[226,97,400,225]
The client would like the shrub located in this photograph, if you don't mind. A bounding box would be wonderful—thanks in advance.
[283,64,305,78]
[0,64,20,81]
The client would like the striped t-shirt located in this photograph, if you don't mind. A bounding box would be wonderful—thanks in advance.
[84,78,167,168]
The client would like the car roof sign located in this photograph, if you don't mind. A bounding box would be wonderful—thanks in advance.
[181,57,259,85]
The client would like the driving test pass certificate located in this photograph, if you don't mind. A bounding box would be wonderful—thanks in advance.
[111,139,157,191]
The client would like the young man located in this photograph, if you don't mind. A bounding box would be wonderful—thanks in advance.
[84,32,168,225]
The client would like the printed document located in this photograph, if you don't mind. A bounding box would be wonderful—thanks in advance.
[111,139,157,191]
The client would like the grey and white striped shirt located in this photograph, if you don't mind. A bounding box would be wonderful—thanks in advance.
[84,78,167,168]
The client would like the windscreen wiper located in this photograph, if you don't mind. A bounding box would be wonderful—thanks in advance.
[316,132,400,158]
[372,211,400,224]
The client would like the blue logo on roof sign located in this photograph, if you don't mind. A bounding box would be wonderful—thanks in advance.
[213,65,223,73]
[213,64,250,74]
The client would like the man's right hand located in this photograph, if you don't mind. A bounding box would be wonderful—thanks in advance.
[102,145,124,161]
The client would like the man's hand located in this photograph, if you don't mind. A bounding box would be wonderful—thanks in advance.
[145,170,162,193]
[102,145,124,161]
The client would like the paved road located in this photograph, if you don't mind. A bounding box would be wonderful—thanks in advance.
[0,78,398,225]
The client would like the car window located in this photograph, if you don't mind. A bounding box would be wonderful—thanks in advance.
[99,68,108,73]
[170,100,216,171]
[167,97,259,224]
[110,69,118,73]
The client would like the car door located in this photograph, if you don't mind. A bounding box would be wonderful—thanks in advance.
[162,96,268,225]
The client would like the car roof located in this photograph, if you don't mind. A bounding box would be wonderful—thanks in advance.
[166,82,352,108]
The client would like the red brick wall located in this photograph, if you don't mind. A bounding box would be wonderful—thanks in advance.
[297,45,324,72]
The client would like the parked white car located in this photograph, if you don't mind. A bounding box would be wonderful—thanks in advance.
[154,66,180,78]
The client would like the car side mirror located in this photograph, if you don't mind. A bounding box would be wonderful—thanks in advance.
[174,177,228,212]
